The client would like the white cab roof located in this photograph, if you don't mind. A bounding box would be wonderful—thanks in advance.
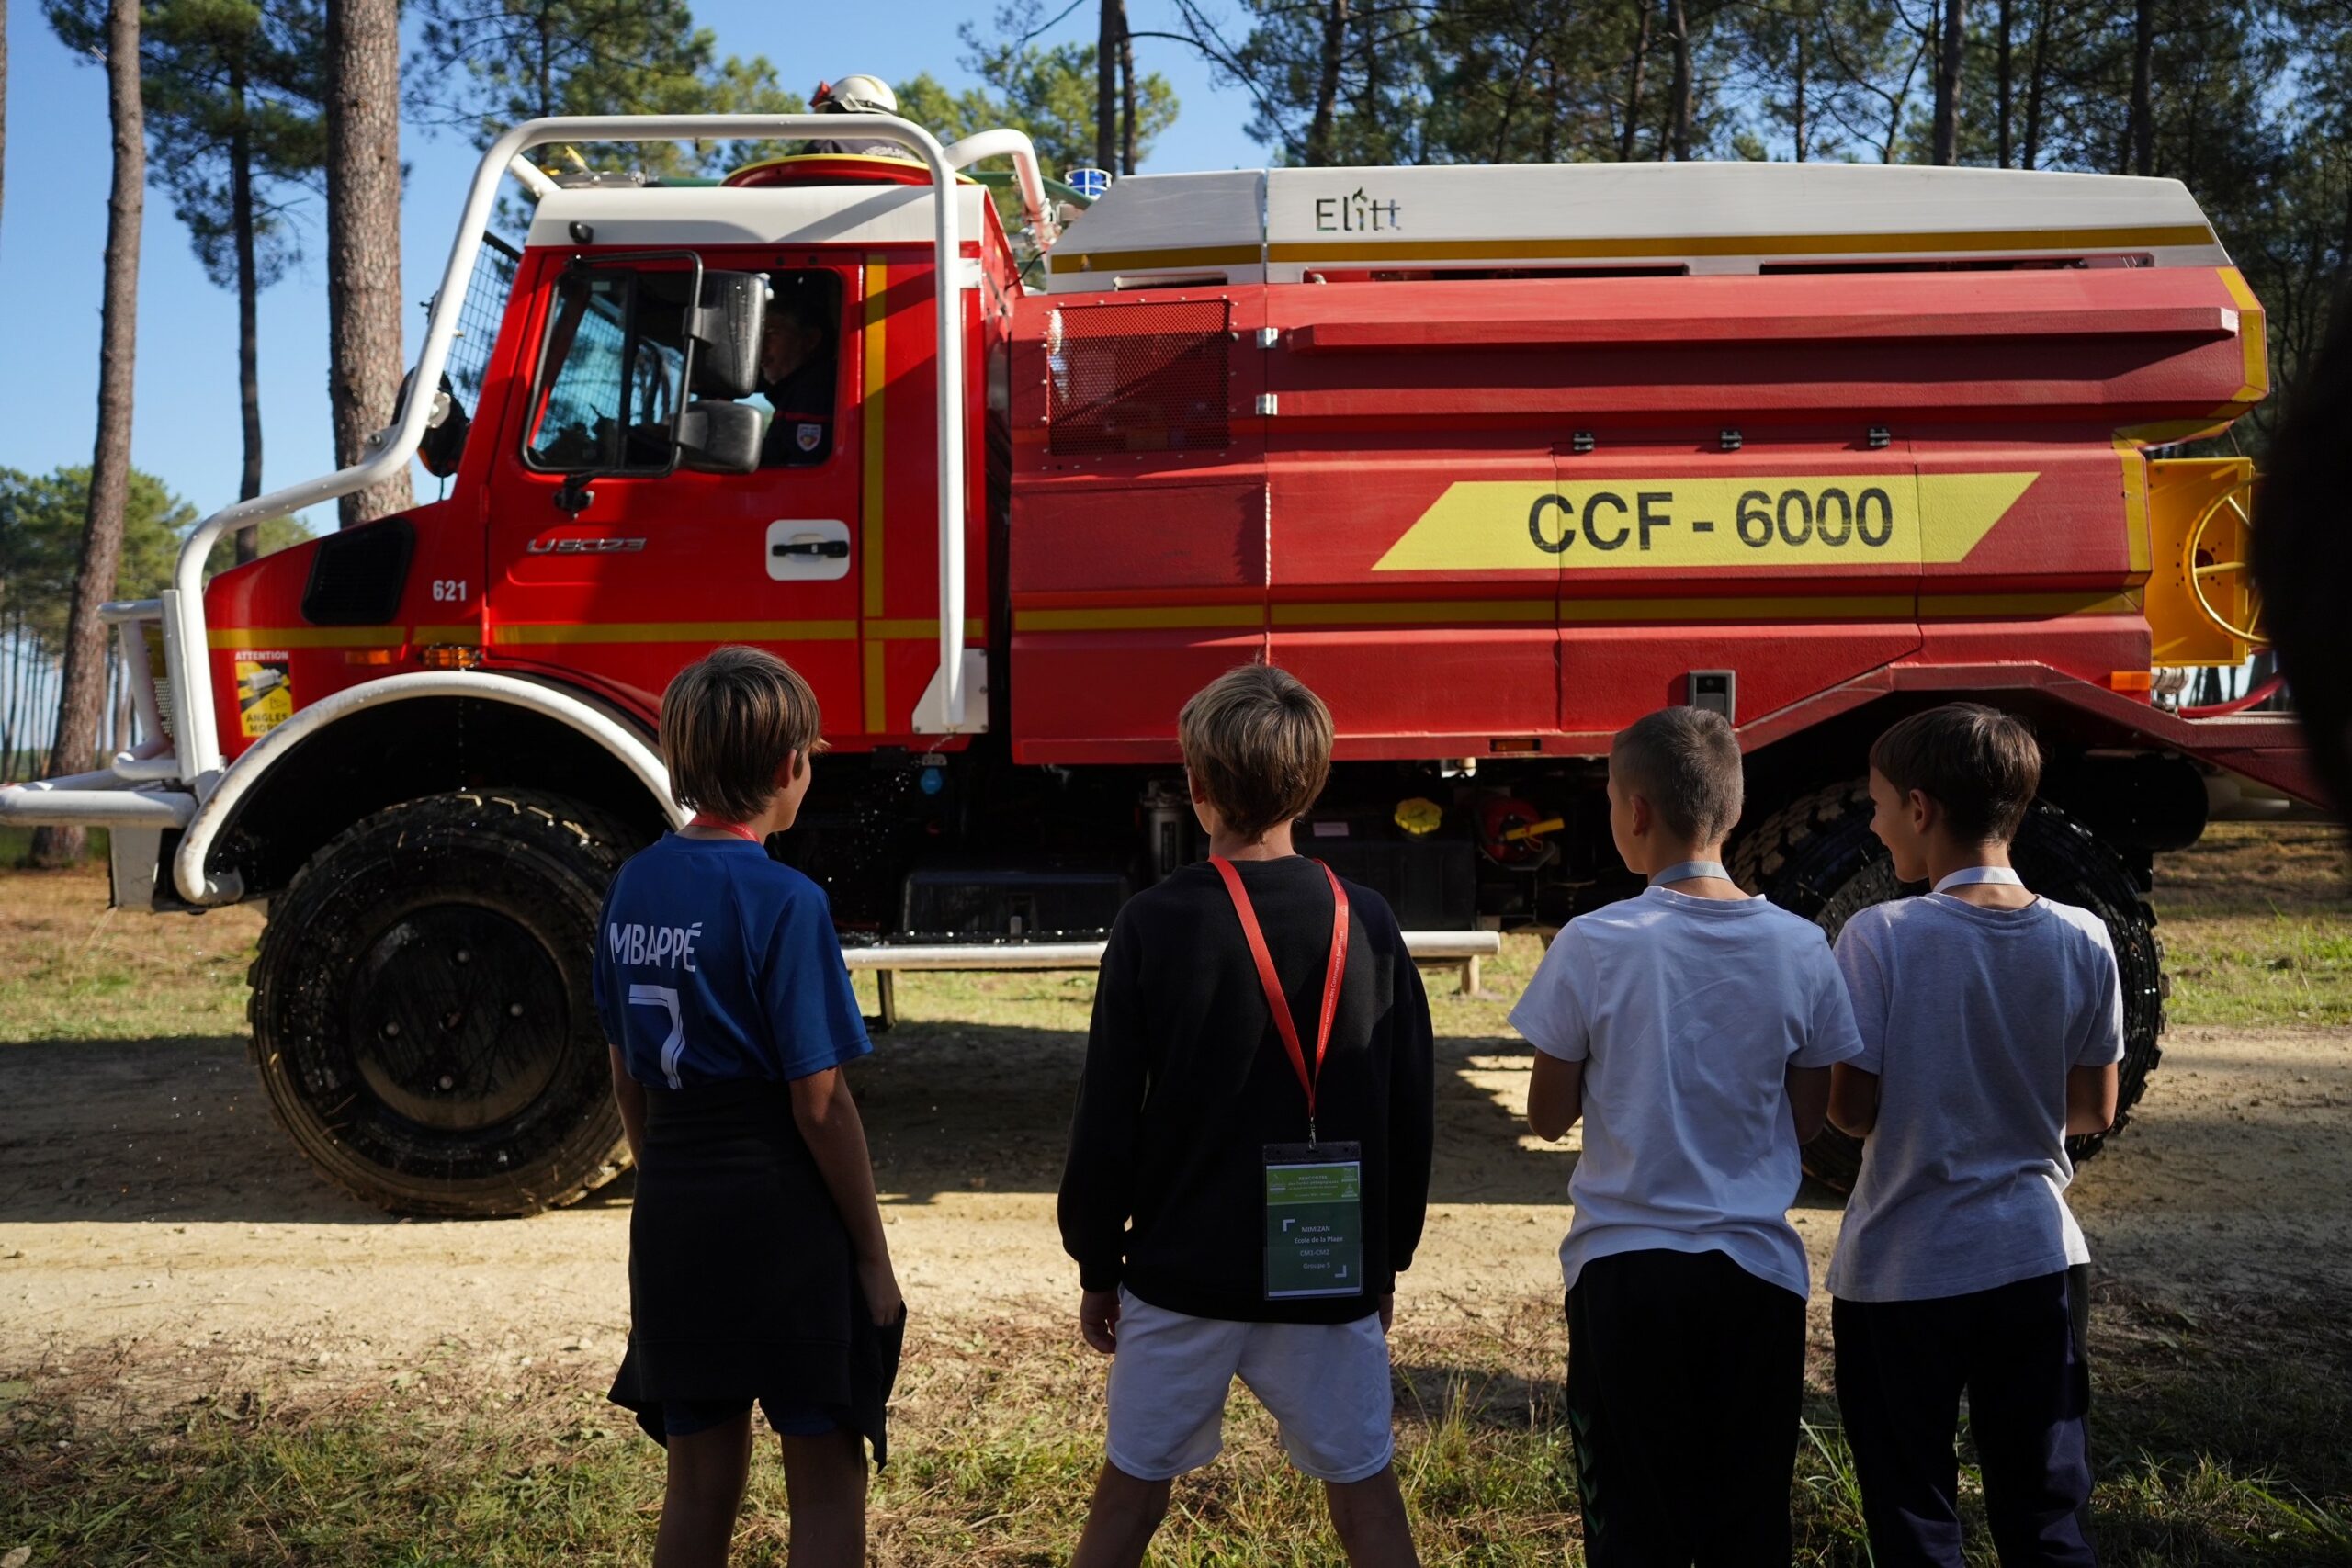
[526,183,997,252]
[1045,162,2228,290]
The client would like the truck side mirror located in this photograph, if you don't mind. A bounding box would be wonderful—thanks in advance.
[690,271,768,400]
[676,400,764,474]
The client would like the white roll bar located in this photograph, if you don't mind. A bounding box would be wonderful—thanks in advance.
[164,111,977,792]
[940,128,1059,245]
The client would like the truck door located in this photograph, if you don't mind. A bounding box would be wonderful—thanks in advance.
[482,254,865,725]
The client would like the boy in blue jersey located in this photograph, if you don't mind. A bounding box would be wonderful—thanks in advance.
[595,645,902,1568]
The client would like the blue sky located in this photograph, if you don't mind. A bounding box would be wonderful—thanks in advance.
[0,0,1266,533]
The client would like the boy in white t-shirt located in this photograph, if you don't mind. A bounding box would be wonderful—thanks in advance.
[1511,705,1864,1567]
[1828,703,2122,1568]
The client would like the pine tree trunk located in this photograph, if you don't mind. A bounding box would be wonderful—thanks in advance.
[1996,0,2013,166]
[325,0,412,529]
[29,0,143,868]
[2128,0,2154,176]
[1792,28,1807,161]
[1096,0,1117,170]
[1306,0,1349,166]
[3,615,22,778]
[1931,0,1962,164]
[232,55,263,564]
[2339,178,2352,290]
[1667,0,1690,160]
[1118,0,1136,175]
[1618,1,1651,162]
[2022,0,2049,168]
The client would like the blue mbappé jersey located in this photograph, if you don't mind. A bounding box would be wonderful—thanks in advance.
[592,833,871,1088]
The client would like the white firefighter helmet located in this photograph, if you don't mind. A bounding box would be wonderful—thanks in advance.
[813,74,898,115]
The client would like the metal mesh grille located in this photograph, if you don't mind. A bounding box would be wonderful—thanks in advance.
[447,232,522,398]
[1047,300,1231,456]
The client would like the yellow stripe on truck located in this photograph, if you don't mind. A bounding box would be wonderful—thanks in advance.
[1018,592,2133,633]
[207,626,401,649]
[492,621,860,645]
[1374,473,2038,572]
[862,254,889,734]
[2214,266,2269,412]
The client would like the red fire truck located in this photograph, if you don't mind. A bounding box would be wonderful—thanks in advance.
[4,113,2313,1215]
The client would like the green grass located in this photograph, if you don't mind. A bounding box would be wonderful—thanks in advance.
[2152,822,2352,1029]
[0,868,263,1043]
[2161,910,2352,1027]
[6,1303,2347,1565]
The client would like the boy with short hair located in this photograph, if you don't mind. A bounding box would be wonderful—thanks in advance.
[598,646,904,1568]
[1512,705,1864,1567]
[1058,663,1435,1568]
[1827,704,2122,1567]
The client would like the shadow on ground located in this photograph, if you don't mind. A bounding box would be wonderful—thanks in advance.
[2,1024,1597,1222]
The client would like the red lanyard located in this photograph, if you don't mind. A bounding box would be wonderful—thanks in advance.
[687,814,763,843]
[1210,855,1350,1141]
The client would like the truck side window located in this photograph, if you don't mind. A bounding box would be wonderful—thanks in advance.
[525,268,690,472]
[748,270,843,468]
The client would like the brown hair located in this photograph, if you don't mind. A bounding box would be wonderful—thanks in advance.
[1611,705,1745,845]
[1869,703,2042,844]
[1178,664,1334,840]
[659,646,825,823]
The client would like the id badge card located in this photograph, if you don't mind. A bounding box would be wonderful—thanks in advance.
[1262,1141,1364,1300]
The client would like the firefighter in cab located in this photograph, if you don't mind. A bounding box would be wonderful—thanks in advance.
[757,277,837,468]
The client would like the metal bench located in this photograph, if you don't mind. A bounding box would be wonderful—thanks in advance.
[840,930,1503,1027]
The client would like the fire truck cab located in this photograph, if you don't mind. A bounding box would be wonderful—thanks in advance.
[3,113,2314,1214]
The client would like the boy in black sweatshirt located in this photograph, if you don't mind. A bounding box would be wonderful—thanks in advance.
[1059,664,1436,1568]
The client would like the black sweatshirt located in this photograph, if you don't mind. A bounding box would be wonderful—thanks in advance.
[1057,856,1437,1325]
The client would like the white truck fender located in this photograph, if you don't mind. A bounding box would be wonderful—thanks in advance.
[174,670,683,905]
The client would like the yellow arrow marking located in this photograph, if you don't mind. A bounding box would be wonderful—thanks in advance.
[1373,472,2038,572]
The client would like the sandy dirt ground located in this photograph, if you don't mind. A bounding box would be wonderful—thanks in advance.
[6,979,2349,1411]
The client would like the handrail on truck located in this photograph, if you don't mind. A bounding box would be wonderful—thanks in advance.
[157,110,991,797]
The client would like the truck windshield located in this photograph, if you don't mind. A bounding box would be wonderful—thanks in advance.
[525,267,691,472]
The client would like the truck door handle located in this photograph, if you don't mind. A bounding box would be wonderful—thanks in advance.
[772,539,850,558]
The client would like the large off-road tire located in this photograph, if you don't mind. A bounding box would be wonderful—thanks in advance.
[248,790,642,1217]
[1729,781,2165,1192]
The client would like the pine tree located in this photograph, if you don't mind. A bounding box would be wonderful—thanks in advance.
[139,0,323,559]
[944,6,1181,178]
[29,0,143,865]
[410,0,807,183]
[324,0,411,528]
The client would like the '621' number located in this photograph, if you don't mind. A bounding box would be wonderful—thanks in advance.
[1736,487,1894,549]
[430,578,469,602]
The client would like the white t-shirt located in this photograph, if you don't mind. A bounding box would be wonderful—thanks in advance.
[1826,894,2126,1303]
[1509,888,1865,1301]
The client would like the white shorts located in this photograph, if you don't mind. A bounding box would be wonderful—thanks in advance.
[1102,1288,1396,1483]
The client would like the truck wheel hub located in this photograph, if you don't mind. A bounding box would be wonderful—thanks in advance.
[346,907,568,1131]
